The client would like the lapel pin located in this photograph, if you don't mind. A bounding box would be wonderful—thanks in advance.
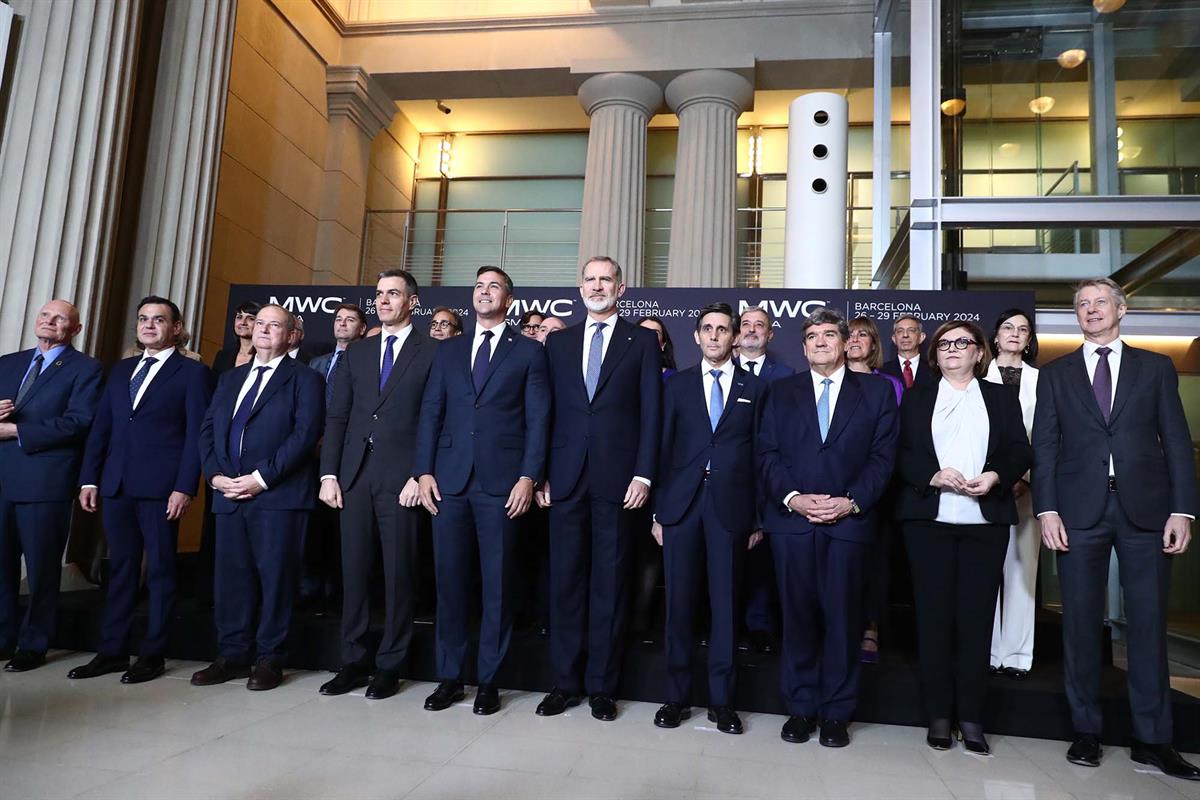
[55,361,63,366]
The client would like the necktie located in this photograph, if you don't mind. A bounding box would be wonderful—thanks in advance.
[15,354,44,406]
[229,366,269,472]
[379,335,397,391]
[708,369,725,431]
[473,330,494,393]
[325,350,341,406]
[817,378,832,442]
[902,359,914,389]
[585,322,606,401]
[1092,346,1112,423]
[128,357,155,408]
[746,361,758,376]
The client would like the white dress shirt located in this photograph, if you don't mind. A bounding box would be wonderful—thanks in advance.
[782,365,847,508]
[701,358,734,414]
[131,348,174,410]
[740,353,767,377]
[380,322,414,371]
[471,319,506,365]
[898,354,923,381]
[580,314,619,380]
[231,354,287,490]
[931,377,990,525]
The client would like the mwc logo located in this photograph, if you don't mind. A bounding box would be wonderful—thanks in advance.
[270,296,345,314]
[738,298,830,320]
[509,298,576,318]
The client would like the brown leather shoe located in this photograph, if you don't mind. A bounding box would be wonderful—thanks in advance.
[190,657,251,686]
[247,660,283,691]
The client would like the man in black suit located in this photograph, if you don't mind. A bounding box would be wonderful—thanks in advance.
[734,306,794,384]
[310,303,367,405]
[758,307,898,748]
[652,302,766,735]
[192,304,323,691]
[414,267,550,715]
[880,315,934,390]
[318,269,436,701]
[0,300,103,672]
[72,297,212,684]
[535,255,662,721]
[1034,278,1198,780]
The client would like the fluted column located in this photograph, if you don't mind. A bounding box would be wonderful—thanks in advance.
[577,73,662,286]
[664,70,753,287]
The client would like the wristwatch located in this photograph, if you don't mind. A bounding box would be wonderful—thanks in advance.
[847,495,861,516]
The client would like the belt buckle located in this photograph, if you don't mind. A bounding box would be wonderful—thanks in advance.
[1107,477,1118,493]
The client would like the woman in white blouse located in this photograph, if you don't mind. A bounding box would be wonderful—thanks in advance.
[984,310,1040,680]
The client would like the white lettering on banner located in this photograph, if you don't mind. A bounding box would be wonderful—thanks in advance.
[738,299,829,319]
[270,296,344,314]
[510,298,576,317]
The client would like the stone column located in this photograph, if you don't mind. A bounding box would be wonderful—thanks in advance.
[577,73,662,286]
[316,66,396,285]
[664,70,754,287]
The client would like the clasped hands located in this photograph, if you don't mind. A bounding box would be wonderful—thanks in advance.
[929,468,999,497]
[211,474,264,501]
[787,494,854,524]
[0,399,16,440]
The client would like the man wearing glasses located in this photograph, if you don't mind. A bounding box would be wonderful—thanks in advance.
[429,307,462,341]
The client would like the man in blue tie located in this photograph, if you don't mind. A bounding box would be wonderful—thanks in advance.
[310,303,367,405]
[0,300,103,672]
[758,307,898,748]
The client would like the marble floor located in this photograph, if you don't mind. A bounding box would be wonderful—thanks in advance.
[2,651,1198,800]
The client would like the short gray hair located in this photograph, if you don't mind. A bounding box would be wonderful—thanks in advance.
[256,303,296,332]
[802,306,850,341]
[1073,277,1127,309]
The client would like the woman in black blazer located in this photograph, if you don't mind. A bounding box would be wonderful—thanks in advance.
[895,319,1031,756]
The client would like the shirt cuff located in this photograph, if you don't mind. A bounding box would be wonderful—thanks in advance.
[1036,511,1057,518]
[252,470,269,491]
[81,485,98,490]
[783,490,800,510]
[320,474,338,482]
[633,476,652,488]
[1171,513,1196,521]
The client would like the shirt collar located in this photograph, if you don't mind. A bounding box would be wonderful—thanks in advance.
[741,353,766,367]
[141,348,173,364]
[899,353,920,367]
[811,364,846,390]
[34,344,68,364]
[1083,338,1123,358]
[587,313,618,329]
[476,318,506,338]
[703,358,734,377]
[252,353,287,371]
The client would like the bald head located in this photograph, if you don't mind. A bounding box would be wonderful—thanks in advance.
[35,300,82,349]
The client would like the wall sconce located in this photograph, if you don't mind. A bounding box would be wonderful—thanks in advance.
[940,87,967,116]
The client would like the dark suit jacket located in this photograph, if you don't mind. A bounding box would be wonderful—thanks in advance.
[881,354,936,389]
[212,343,252,377]
[413,325,550,497]
[894,378,1031,526]
[1032,344,1196,531]
[655,365,766,533]
[320,327,436,494]
[0,345,103,502]
[79,352,213,499]
[758,368,899,541]
[545,316,662,502]
[199,357,324,513]
[309,349,339,381]
[736,353,794,384]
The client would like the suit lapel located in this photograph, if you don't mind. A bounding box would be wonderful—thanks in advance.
[477,326,517,397]
[795,372,817,438]
[248,357,293,421]
[376,328,423,409]
[825,371,861,444]
[133,352,183,414]
[593,318,634,400]
[1066,347,1105,426]
[715,370,747,429]
[16,346,76,411]
[1108,345,1138,426]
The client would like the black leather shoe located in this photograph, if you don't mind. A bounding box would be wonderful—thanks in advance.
[781,715,818,743]
[191,658,250,686]
[121,656,166,684]
[319,665,369,696]
[365,669,400,700]
[1001,666,1029,681]
[590,694,617,721]
[819,719,850,748]
[654,703,691,729]
[473,684,501,715]
[1066,734,1102,767]
[958,722,990,756]
[67,653,129,680]
[1131,742,1200,781]
[5,650,46,672]
[535,688,582,717]
[425,681,465,711]
[926,718,953,751]
[748,630,776,655]
[246,660,283,691]
[708,706,743,735]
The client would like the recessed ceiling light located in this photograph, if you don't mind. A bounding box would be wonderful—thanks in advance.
[1057,49,1087,68]
[1029,96,1055,114]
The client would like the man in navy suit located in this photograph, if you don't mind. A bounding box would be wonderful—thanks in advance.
[880,315,935,390]
[71,297,212,684]
[651,302,766,735]
[414,267,550,715]
[192,304,324,691]
[759,307,898,748]
[535,256,662,722]
[0,300,102,672]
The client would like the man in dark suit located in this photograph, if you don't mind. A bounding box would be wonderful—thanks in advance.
[758,307,898,748]
[1034,278,1199,780]
[652,302,766,735]
[880,315,935,390]
[414,267,549,715]
[309,303,367,405]
[0,300,103,672]
[71,297,212,684]
[535,255,662,722]
[734,306,795,384]
[318,269,436,701]
[192,304,323,691]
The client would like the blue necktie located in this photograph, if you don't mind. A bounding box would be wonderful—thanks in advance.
[817,377,832,442]
[379,335,397,392]
[708,369,724,431]
[15,353,43,406]
[128,357,155,408]
[325,350,341,406]
[473,329,494,394]
[229,366,269,472]
[585,322,606,401]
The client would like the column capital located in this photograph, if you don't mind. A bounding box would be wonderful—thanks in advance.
[664,69,754,116]
[578,72,663,118]
[326,66,395,139]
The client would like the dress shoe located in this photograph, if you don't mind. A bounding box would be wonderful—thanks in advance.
[958,722,990,756]
[246,660,283,691]
[319,665,369,696]
[654,703,691,729]
[5,650,46,672]
[425,681,465,711]
[926,718,953,751]
[748,629,776,655]
[781,715,818,743]
[365,669,400,700]
[473,684,501,715]
[708,706,743,735]
[1065,734,1102,767]
[67,653,129,680]
[1131,742,1200,781]
[989,665,1002,676]
[590,694,618,721]
[535,688,582,717]
[819,719,850,748]
[191,657,250,686]
[121,656,166,684]
[1001,666,1029,681]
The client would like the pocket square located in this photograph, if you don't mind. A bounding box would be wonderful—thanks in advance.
[736,397,752,404]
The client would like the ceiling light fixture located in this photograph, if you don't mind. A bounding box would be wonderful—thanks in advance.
[1092,0,1126,13]
[1029,96,1055,115]
[940,87,967,117]
[1057,49,1087,69]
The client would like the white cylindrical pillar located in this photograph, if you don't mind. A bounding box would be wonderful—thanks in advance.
[784,92,849,289]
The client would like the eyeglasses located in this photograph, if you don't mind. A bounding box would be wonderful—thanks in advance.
[521,324,540,333]
[430,320,457,331]
[998,322,1030,335]
[936,337,977,351]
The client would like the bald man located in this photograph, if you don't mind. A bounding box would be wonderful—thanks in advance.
[0,300,103,671]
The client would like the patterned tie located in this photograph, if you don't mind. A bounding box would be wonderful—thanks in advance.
[325,350,342,406]
[817,378,832,442]
[379,335,397,392]
[473,330,494,394]
[902,359,914,389]
[229,366,269,472]
[15,353,44,406]
[585,322,606,401]
[708,369,725,431]
[128,357,155,408]
[1092,346,1113,423]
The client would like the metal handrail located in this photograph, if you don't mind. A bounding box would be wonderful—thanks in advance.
[1044,161,1080,197]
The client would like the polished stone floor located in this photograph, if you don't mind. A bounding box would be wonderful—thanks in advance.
[2,650,1198,800]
